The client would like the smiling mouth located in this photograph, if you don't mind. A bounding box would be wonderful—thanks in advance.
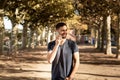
[61,34,67,38]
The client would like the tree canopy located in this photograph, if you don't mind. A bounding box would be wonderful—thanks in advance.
[1,0,75,28]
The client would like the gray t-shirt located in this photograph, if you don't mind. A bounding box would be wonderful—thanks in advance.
[48,39,79,80]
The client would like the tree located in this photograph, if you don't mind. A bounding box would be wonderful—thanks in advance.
[0,0,8,54]
[75,0,120,55]
[117,13,120,58]
[2,0,76,50]
[0,13,4,54]
[113,0,120,58]
[107,0,120,58]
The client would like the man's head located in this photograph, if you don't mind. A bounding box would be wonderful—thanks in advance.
[56,22,67,39]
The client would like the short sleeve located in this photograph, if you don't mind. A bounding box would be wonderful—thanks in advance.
[73,42,79,53]
[47,41,55,51]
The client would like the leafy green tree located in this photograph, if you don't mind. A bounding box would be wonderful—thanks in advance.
[0,0,8,54]
[1,0,76,51]
[0,15,4,54]
[111,0,120,58]
[75,0,120,55]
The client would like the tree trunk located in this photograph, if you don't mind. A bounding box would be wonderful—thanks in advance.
[37,34,41,46]
[101,16,106,51]
[29,29,35,48]
[96,25,102,51]
[47,27,51,44]
[11,24,18,55]
[116,13,120,58]
[22,23,27,49]
[28,29,31,48]
[95,29,98,48]
[105,15,112,55]
[41,27,46,46]
[97,21,103,50]
[0,15,4,54]
[91,28,95,45]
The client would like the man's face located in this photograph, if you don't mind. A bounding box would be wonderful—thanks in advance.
[57,25,67,39]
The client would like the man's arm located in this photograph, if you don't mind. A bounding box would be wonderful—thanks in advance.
[66,52,79,80]
[47,36,62,64]
[47,43,59,63]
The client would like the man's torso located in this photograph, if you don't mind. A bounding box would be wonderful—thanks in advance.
[48,39,74,80]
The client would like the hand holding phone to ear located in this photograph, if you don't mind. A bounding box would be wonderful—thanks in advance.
[55,32,62,45]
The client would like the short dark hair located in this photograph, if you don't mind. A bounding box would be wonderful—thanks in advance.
[55,22,67,30]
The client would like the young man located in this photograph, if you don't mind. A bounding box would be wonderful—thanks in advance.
[47,22,79,80]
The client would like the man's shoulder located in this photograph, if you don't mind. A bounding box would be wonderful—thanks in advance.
[67,39,75,44]
[48,40,56,51]
[48,40,55,45]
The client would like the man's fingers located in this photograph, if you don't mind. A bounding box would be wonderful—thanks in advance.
[65,77,69,80]
[66,77,74,80]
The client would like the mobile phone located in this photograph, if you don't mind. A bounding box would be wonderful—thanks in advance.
[55,32,59,36]
[55,32,62,39]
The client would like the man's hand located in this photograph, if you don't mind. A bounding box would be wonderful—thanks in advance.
[47,35,62,63]
[56,35,62,45]
[65,77,73,80]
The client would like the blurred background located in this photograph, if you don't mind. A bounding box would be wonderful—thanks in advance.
[0,0,119,57]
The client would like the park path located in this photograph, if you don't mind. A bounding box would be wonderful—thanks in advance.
[0,45,120,80]
[0,46,51,80]
[75,45,120,80]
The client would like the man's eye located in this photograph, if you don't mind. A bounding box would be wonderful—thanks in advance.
[62,29,67,31]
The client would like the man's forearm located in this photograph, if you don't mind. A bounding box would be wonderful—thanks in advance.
[69,60,79,78]
[66,61,79,80]
[69,52,80,79]
[47,44,59,63]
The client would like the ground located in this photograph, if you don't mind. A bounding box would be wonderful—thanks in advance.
[0,44,120,80]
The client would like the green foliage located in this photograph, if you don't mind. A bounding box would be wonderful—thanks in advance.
[1,0,75,34]
[76,0,120,17]
[74,0,120,29]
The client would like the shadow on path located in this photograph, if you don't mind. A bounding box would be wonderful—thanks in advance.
[77,72,120,78]
[0,76,48,80]
[79,44,120,65]
[0,68,50,73]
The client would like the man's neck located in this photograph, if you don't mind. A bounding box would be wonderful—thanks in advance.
[60,39,66,45]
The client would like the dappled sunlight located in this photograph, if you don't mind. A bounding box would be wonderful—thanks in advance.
[0,0,120,79]
[0,45,120,80]
[79,45,120,65]
[0,76,49,80]
[2,64,51,78]
[0,46,51,80]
